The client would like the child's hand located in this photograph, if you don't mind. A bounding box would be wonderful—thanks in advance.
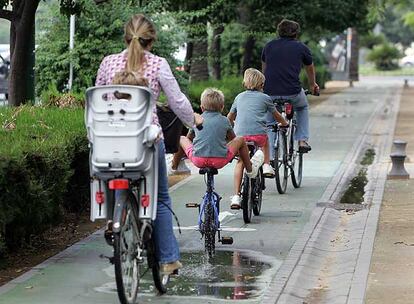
[194,113,204,127]
[279,120,289,127]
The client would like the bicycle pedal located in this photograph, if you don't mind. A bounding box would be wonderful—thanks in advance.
[221,236,233,245]
[230,205,241,210]
[186,203,199,208]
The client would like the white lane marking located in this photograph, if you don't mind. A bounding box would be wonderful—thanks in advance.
[218,211,236,222]
[174,225,256,232]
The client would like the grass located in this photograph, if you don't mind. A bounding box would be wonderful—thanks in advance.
[359,64,414,76]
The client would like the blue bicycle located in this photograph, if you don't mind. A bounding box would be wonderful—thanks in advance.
[186,168,233,257]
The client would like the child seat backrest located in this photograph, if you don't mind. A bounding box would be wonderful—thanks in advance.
[85,85,154,174]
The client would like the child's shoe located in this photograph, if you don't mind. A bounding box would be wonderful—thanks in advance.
[246,150,264,178]
[263,163,275,178]
[230,195,242,209]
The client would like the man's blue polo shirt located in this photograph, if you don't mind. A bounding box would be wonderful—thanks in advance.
[261,37,313,96]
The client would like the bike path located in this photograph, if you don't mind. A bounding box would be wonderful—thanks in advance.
[0,81,395,304]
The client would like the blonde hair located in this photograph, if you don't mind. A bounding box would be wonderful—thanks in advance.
[243,68,265,91]
[124,14,157,72]
[112,71,149,87]
[200,88,225,112]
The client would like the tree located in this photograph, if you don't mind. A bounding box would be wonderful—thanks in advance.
[0,0,79,106]
[36,0,186,95]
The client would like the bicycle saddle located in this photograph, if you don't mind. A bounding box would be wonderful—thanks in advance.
[199,168,218,175]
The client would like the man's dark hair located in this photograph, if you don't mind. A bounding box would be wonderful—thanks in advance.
[277,19,300,38]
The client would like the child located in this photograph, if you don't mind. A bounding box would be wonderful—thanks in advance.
[112,70,149,94]
[172,88,264,185]
[227,68,288,208]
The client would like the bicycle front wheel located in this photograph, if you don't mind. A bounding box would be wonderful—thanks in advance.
[113,192,140,304]
[252,168,263,216]
[290,124,303,188]
[241,174,252,223]
[204,202,216,257]
[275,131,288,194]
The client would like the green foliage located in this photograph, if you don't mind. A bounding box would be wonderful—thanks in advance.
[340,169,368,204]
[36,0,186,96]
[367,43,402,71]
[0,106,88,256]
[188,76,243,113]
[360,32,386,49]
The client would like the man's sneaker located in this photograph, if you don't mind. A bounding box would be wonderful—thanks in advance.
[230,195,242,209]
[262,163,275,178]
[298,141,312,153]
[160,260,183,275]
[246,150,264,178]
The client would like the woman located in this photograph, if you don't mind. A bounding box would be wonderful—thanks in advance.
[96,14,202,274]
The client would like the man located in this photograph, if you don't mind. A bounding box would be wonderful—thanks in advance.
[262,19,319,153]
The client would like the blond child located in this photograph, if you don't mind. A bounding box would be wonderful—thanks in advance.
[227,68,288,208]
[172,88,264,184]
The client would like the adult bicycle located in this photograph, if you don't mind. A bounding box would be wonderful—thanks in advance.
[270,89,318,194]
[239,142,265,223]
[86,85,169,304]
[186,168,233,257]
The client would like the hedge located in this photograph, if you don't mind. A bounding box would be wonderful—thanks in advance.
[0,106,89,257]
[188,67,330,114]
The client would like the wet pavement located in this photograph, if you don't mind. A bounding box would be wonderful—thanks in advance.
[0,78,400,304]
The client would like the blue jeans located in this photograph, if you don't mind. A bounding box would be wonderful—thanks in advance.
[266,89,310,160]
[153,140,180,263]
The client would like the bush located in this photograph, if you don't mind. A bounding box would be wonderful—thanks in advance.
[300,64,331,90]
[187,76,244,113]
[360,32,386,49]
[367,43,402,70]
[0,106,89,257]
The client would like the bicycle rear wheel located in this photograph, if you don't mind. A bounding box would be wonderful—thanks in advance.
[204,202,216,257]
[275,130,288,194]
[241,174,252,223]
[290,124,303,188]
[113,192,140,304]
[252,168,263,216]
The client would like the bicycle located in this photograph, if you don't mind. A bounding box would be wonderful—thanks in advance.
[270,90,318,194]
[86,85,169,304]
[239,142,265,223]
[186,168,233,257]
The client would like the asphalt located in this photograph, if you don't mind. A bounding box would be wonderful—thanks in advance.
[0,77,407,304]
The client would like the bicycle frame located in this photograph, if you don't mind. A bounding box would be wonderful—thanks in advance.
[198,173,220,237]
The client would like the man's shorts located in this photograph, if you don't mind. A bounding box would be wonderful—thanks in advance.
[185,145,237,169]
[243,134,267,147]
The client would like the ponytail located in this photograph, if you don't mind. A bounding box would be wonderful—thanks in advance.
[126,37,144,72]
[124,14,157,73]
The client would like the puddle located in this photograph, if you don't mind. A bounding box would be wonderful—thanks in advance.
[340,148,375,204]
[96,250,278,300]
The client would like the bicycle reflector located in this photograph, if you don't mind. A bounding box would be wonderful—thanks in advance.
[95,191,105,204]
[108,179,129,190]
[141,194,150,208]
[285,103,293,115]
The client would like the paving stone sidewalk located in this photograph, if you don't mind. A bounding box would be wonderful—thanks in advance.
[365,87,414,304]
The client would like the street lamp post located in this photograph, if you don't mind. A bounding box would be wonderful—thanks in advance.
[68,14,75,91]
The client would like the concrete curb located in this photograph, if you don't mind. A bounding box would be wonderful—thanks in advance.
[262,90,386,304]
[347,88,402,303]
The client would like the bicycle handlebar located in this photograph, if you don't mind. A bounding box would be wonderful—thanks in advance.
[304,89,320,96]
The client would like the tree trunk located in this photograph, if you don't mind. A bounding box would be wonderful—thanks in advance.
[242,35,256,74]
[211,24,224,80]
[8,0,39,106]
[190,27,209,81]
[348,28,359,81]
[184,41,193,74]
